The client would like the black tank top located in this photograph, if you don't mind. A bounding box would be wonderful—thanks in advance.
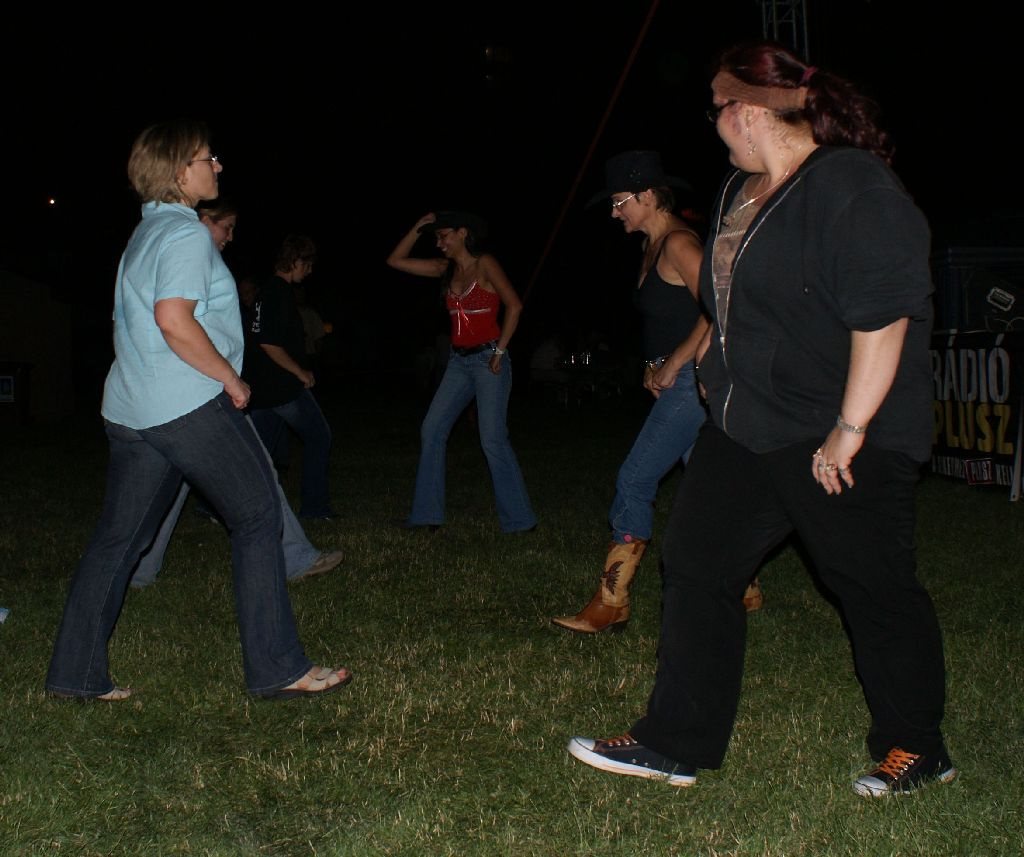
[633,233,702,361]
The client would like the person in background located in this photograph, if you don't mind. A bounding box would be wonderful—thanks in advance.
[236,273,259,314]
[387,210,536,534]
[198,198,237,252]
[295,284,327,372]
[245,235,335,520]
[527,328,570,400]
[567,42,953,797]
[129,202,344,590]
[552,150,761,635]
[45,119,349,700]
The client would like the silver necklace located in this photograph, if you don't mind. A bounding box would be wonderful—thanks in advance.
[721,167,791,227]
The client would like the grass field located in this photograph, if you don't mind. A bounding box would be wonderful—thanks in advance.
[1,373,1021,856]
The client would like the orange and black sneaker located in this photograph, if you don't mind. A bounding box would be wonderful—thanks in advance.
[853,747,957,797]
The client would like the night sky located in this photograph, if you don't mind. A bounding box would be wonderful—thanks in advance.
[2,1,1014,394]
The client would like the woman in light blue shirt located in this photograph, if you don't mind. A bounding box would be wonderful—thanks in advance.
[127,201,345,590]
[46,119,349,701]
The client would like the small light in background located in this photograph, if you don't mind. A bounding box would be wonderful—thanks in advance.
[48,198,57,206]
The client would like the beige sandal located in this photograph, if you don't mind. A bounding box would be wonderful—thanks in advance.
[51,686,132,702]
[97,687,133,701]
[261,666,352,700]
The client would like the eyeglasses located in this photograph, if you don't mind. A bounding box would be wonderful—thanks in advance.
[705,101,736,123]
[189,155,220,166]
[610,193,637,210]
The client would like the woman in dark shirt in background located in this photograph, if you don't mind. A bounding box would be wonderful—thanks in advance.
[246,235,335,520]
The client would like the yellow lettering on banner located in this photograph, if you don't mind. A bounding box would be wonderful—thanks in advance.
[935,400,1014,454]
[957,401,975,449]
[994,404,1014,454]
[976,403,994,452]
[943,399,959,448]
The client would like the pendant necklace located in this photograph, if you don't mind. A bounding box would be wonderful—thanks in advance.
[721,167,792,227]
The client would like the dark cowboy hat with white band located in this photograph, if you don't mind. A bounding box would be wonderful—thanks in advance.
[586,150,693,208]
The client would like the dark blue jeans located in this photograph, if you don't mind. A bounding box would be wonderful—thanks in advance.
[608,363,705,543]
[409,349,536,533]
[250,389,333,518]
[46,392,313,697]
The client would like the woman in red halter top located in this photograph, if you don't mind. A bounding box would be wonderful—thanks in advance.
[386,210,537,533]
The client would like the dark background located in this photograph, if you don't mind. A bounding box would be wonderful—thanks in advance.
[1,1,1015,407]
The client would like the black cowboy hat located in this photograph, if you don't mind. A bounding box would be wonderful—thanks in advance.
[417,210,489,241]
[586,150,692,208]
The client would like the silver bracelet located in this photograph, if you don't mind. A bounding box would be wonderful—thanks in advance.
[836,414,867,434]
[493,346,506,356]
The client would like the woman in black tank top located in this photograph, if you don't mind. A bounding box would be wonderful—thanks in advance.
[553,151,765,635]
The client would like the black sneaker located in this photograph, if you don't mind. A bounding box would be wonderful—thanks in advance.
[567,733,697,787]
[853,747,957,797]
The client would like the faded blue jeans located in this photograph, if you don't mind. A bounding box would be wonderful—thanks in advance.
[250,389,333,518]
[608,361,706,543]
[46,392,313,697]
[129,415,320,588]
[409,349,536,533]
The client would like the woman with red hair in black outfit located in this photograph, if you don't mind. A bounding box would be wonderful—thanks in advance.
[567,40,955,798]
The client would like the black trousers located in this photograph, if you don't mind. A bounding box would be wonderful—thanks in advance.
[630,424,948,769]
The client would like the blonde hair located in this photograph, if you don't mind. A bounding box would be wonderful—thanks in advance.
[127,119,209,204]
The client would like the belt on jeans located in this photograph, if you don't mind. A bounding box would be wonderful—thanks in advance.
[451,340,497,357]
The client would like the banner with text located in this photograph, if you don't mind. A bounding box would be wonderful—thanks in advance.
[930,331,1024,500]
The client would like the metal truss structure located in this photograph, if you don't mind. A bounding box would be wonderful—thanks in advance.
[760,0,810,60]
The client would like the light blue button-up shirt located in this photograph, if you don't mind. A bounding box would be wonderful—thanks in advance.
[101,201,243,429]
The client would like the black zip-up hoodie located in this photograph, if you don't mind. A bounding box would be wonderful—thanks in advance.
[697,146,934,461]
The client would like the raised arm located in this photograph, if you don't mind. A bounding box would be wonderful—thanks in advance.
[386,213,449,278]
[480,255,523,375]
[154,298,250,409]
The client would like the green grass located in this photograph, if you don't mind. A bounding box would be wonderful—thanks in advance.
[1,375,1021,856]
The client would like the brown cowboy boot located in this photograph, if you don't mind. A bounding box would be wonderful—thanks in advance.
[743,577,763,612]
[551,540,647,634]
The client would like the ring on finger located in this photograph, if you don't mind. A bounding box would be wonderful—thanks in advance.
[825,463,838,472]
